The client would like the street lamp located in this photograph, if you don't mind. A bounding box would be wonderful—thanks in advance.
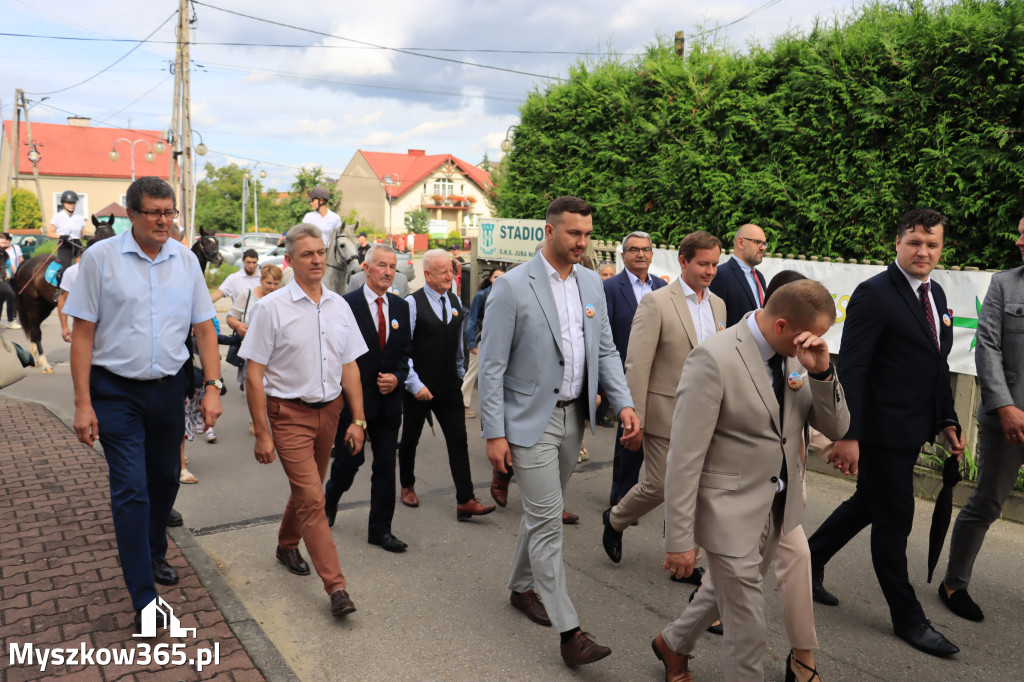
[500,125,517,153]
[109,137,167,181]
[381,173,400,238]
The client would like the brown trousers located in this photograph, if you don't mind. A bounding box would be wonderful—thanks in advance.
[267,395,346,595]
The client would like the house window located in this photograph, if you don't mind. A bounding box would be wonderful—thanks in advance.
[53,192,88,219]
[432,179,453,197]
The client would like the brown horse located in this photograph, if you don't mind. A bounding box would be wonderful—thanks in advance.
[12,217,116,374]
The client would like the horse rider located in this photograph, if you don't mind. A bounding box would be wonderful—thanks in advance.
[302,186,342,247]
[48,190,86,287]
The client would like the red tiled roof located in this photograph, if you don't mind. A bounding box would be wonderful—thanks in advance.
[358,150,491,199]
[2,120,170,180]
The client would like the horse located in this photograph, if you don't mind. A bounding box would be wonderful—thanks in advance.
[12,217,117,374]
[191,227,223,273]
[324,221,362,294]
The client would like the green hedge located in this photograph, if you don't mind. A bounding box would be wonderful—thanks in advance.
[496,0,1024,270]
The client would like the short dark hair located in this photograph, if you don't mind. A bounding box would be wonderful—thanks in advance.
[763,278,836,328]
[126,176,175,213]
[242,249,259,260]
[764,270,808,304]
[545,196,592,226]
[678,230,722,261]
[897,208,948,239]
[0,232,11,241]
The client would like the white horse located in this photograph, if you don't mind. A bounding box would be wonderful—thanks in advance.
[324,221,362,295]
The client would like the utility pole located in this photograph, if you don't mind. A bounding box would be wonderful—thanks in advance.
[19,90,46,219]
[171,0,197,243]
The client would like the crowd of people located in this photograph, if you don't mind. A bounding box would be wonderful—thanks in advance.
[49,176,1024,680]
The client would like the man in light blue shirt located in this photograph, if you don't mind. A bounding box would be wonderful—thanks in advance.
[65,176,223,631]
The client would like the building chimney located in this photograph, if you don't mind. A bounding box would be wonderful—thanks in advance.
[67,117,91,127]
[408,149,425,156]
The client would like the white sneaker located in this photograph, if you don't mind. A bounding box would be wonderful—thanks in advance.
[6,321,20,329]
[205,428,217,443]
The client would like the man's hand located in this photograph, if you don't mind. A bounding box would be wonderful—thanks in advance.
[344,422,366,454]
[61,326,72,343]
[664,550,697,580]
[200,390,223,430]
[793,331,831,373]
[377,372,399,395]
[254,433,276,465]
[829,438,859,475]
[618,407,641,449]
[943,424,966,459]
[469,347,478,355]
[414,386,433,401]
[236,322,249,338]
[487,437,513,474]
[997,405,1024,446]
[73,404,99,446]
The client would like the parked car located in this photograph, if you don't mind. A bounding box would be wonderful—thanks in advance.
[11,234,56,260]
[258,245,286,269]
[220,233,282,266]
[394,249,416,283]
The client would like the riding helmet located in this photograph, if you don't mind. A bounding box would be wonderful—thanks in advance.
[309,187,330,201]
[60,190,79,204]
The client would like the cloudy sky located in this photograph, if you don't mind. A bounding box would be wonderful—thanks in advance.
[2,0,865,190]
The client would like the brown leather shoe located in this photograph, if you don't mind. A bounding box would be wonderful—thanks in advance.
[560,630,611,667]
[330,588,356,617]
[401,486,419,508]
[651,633,693,681]
[510,590,551,626]
[490,469,510,507]
[276,546,310,576]
[456,497,496,521]
[562,510,579,524]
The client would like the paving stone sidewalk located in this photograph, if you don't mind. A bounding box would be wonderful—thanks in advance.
[0,397,266,681]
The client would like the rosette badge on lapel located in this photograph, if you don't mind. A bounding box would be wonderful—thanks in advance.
[584,304,596,318]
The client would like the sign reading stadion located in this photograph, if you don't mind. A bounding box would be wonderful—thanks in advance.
[478,219,547,262]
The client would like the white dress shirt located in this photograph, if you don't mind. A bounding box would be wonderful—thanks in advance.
[217,270,260,302]
[895,261,941,336]
[239,279,367,403]
[59,263,81,294]
[679,278,717,344]
[404,286,465,394]
[362,283,390,343]
[301,209,343,247]
[539,251,585,401]
[52,211,85,239]
[626,269,656,304]
[746,312,786,493]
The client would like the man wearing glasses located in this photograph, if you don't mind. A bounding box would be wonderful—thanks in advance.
[709,223,769,328]
[65,176,223,631]
[604,231,665,506]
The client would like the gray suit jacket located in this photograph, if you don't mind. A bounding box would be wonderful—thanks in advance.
[976,265,1024,429]
[346,270,410,298]
[664,314,850,558]
[478,253,633,448]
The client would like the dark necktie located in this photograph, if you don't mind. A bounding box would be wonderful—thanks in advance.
[376,297,386,350]
[769,353,788,484]
[919,281,939,349]
[440,296,448,324]
[752,270,765,307]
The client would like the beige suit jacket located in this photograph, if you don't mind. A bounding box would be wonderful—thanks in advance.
[625,280,726,439]
[664,314,850,558]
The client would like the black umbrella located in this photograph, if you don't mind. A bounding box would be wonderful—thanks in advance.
[926,454,963,583]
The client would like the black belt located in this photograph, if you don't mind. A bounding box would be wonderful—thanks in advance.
[555,397,579,408]
[94,365,176,384]
[274,396,334,410]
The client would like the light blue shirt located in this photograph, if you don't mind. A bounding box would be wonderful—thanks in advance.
[732,255,763,309]
[626,268,655,304]
[405,286,465,394]
[64,229,215,380]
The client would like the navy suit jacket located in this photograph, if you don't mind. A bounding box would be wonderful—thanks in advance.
[709,257,767,328]
[342,289,413,422]
[604,269,667,364]
[837,262,959,449]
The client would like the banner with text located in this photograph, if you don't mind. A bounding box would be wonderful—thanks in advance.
[478,218,546,262]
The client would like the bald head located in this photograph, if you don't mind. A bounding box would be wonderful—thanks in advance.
[734,223,767,267]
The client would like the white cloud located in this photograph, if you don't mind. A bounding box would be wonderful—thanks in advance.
[290,118,337,138]
[360,131,395,146]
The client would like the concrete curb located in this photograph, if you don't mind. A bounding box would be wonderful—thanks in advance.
[31,396,299,682]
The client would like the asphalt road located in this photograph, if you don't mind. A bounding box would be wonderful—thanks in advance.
[4,305,1024,681]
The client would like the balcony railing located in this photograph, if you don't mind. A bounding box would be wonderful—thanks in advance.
[420,194,476,209]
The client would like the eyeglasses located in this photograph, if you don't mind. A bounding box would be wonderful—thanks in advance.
[624,246,654,255]
[136,209,179,219]
[742,237,767,248]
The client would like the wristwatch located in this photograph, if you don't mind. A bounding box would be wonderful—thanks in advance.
[204,378,224,391]
[351,419,367,429]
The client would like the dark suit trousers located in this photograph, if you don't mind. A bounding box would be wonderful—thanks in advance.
[610,422,644,503]
[325,404,401,537]
[398,390,475,504]
[807,444,926,628]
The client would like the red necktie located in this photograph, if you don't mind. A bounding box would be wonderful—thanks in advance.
[919,282,939,349]
[753,271,765,307]
[376,297,386,350]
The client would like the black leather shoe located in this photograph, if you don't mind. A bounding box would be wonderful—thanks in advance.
[152,559,179,585]
[276,546,311,576]
[938,582,984,622]
[167,508,183,528]
[670,565,704,586]
[602,508,622,563]
[894,620,959,657]
[324,496,338,527]
[596,417,615,428]
[368,533,408,553]
[811,569,839,606]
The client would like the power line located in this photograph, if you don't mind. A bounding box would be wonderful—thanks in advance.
[190,1,562,82]
[24,11,177,96]
[0,31,633,56]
